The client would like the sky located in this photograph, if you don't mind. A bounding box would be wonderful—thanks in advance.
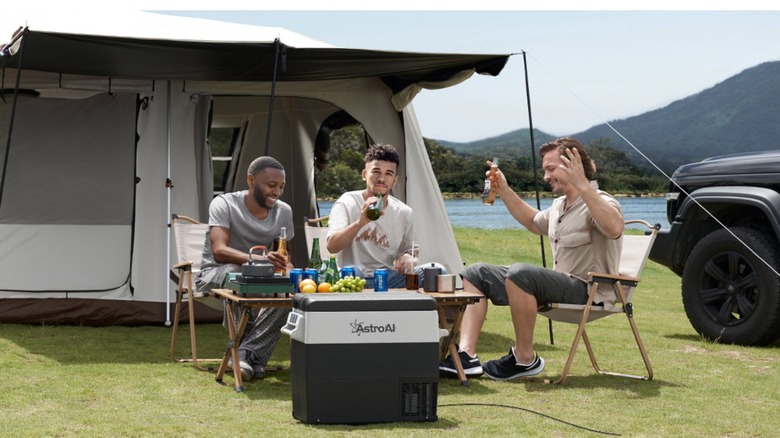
[156,7,780,143]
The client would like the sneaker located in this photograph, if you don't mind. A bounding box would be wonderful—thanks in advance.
[483,348,545,381]
[439,349,483,376]
[227,351,254,381]
[252,363,266,380]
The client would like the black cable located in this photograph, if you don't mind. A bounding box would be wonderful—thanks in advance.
[438,402,621,436]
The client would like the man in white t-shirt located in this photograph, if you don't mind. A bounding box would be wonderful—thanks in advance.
[326,143,441,289]
[196,156,294,381]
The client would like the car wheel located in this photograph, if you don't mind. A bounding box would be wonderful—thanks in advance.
[681,226,780,346]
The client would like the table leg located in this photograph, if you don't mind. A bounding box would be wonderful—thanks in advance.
[438,302,469,386]
[215,301,251,392]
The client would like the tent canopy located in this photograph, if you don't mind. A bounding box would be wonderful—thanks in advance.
[1,11,508,94]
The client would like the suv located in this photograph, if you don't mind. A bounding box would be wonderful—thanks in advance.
[649,150,780,346]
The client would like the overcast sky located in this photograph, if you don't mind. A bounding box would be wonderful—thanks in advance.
[159,7,780,143]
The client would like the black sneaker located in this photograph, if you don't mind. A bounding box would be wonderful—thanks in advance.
[483,348,545,381]
[252,363,266,380]
[439,350,483,376]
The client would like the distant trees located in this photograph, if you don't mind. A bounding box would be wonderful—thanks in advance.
[313,126,666,197]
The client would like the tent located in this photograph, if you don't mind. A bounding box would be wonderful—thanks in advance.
[0,11,510,325]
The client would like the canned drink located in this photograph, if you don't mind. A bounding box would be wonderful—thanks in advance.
[290,268,304,293]
[341,265,355,279]
[303,268,319,285]
[374,268,388,292]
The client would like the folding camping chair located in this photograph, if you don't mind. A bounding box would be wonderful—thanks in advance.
[169,214,222,370]
[303,215,332,260]
[538,219,660,384]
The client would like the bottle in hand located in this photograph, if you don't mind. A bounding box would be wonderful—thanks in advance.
[481,157,500,205]
[275,226,290,276]
[366,193,383,220]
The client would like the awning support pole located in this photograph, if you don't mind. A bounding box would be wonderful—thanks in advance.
[521,51,554,344]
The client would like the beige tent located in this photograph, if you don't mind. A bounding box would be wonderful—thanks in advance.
[0,11,509,325]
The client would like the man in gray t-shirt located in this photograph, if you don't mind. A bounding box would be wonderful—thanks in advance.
[196,156,294,381]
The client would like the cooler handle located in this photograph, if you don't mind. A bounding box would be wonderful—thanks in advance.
[280,312,303,338]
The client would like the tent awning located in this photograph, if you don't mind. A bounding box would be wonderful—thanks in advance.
[1,29,509,93]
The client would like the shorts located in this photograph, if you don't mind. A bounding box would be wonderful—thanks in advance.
[460,262,589,306]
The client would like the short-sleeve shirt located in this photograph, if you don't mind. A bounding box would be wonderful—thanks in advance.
[199,190,294,273]
[326,190,415,277]
[532,182,623,307]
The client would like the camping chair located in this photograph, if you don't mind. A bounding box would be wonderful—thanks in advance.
[169,214,222,371]
[303,215,332,260]
[537,219,660,384]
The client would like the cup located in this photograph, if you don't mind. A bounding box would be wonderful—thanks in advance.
[404,255,419,290]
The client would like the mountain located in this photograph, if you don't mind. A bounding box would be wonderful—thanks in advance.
[437,129,556,159]
[434,61,780,174]
[574,61,780,173]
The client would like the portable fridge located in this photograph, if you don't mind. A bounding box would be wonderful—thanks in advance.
[281,291,443,424]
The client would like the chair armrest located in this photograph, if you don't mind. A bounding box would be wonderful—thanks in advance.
[173,261,193,270]
[588,271,640,287]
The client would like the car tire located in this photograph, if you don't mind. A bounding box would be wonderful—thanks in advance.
[681,226,780,346]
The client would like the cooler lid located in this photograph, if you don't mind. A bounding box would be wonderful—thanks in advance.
[292,291,437,312]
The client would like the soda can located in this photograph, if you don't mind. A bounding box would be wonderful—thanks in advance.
[341,265,355,279]
[374,268,388,292]
[304,268,319,285]
[290,268,304,293]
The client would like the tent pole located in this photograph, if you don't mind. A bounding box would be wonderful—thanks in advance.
[165,80,172,326]
[521,51,553,344]
[263,39,286,156]
[0,28,28,211]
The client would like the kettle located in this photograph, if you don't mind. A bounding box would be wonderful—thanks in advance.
[423,263,442,292]
[241,245,275,278]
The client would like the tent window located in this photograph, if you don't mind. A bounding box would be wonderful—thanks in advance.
[209,127,240,195]
[313,113,374,198]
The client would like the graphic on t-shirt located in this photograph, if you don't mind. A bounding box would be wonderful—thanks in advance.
[356,224,390,248]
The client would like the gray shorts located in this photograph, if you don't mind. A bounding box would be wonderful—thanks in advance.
[460,262,589,306]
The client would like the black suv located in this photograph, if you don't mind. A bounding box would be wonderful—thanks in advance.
[649,150,780,346]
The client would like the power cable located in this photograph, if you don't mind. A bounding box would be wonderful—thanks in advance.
[439,402,621,436]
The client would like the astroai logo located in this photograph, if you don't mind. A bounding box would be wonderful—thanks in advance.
[350,319,396,336]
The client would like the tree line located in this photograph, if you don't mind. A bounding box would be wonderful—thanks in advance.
[315,127,668,198]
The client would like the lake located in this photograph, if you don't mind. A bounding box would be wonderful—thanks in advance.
[317,196,668,230]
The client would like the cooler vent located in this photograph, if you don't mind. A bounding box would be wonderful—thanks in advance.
[400,381,438,419]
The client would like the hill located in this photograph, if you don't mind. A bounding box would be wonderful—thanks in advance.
[573,61,780,173]
[434,61,780,174]
[437,129,555,159]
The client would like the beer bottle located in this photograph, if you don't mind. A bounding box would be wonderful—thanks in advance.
[482,157,500,205]
[275,226,290,276]
[308,237,323,271]
[366,193,383,220]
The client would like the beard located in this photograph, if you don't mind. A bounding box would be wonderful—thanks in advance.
[252,184,273,210]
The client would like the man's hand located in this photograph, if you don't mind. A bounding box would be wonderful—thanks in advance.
[266,251,290,271]
[393,253,416,273]
[558,147,590,192]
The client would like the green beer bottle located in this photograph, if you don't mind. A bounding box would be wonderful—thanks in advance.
[366,193,382,221]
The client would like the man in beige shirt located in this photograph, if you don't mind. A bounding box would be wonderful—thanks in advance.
[439,137,624,380]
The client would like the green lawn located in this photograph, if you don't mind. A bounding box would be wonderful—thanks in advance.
[1,227,778,437]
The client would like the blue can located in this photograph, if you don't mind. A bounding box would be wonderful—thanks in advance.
[290,268,304,293]
[374,268,388,292]
[341,265,355,279]
[303,268,319,285]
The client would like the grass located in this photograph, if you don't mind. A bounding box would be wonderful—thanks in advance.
[2,227,779,437]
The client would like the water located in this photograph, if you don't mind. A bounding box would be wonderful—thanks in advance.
[317,197,668,230]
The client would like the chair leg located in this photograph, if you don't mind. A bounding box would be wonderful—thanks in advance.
[591,282,653,380]
[169,271,185,361]
[170,267,219,371]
